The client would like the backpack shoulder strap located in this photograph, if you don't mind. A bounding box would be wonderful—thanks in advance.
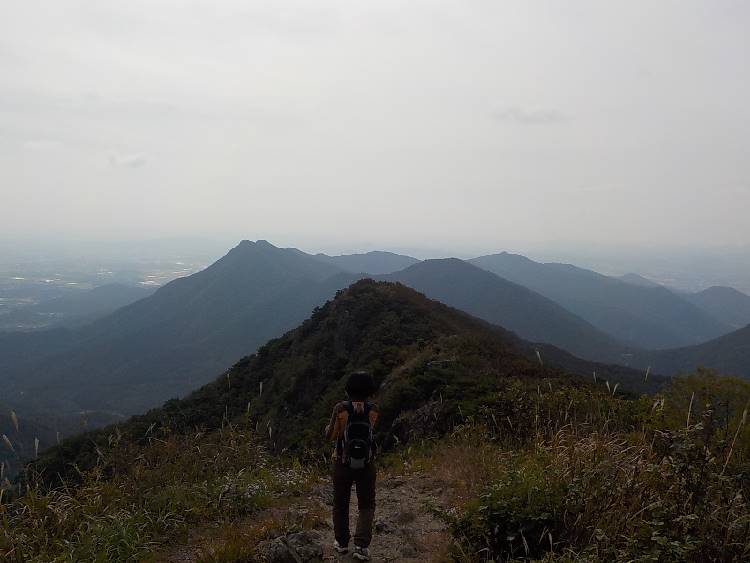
[342,402,353,439]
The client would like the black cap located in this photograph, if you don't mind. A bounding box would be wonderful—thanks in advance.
[345,370,375,400]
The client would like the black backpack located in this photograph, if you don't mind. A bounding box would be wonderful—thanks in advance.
[342,401,374,469]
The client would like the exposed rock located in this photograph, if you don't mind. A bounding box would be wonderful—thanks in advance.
[316,486,334,506]
[374,518,397,534]
[388,400,445,447]
[385,476,406,488]
[268,531,324,563]
[400,544,418,558]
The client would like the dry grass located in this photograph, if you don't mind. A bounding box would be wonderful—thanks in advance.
[166,485,329,563]
[395,425,509,509]
[418,531,454,563]
[192,514,284,563]
[445,424,750,561]
[399,372,750,561]
[0,423,320,563]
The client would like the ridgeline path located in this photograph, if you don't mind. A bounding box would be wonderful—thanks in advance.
[160,469,452,562]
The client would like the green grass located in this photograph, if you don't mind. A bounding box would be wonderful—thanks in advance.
[413,371,750,562]
[0,423,317,562]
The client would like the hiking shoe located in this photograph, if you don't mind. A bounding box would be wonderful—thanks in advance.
[333,540,348,554]
[352,546,370,561]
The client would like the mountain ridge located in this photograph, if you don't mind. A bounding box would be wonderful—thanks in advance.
[381,258,631,364]
[685,285,750,329]
[34,278,661,484]
[470,251,732,349]
[634,323,750,378]
[314,250,420,274]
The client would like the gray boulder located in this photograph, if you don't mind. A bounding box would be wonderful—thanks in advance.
[268,531,324,563]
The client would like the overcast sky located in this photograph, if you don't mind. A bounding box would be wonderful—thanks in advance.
[1,1,748,255]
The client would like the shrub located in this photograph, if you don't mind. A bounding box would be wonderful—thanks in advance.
[447,372,750,562]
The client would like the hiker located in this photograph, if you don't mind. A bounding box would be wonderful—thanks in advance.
[325,371,379,561]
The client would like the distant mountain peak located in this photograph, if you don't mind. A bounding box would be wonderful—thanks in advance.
[319,250,407,258]
[315,250,419,275]
[701,285,749,297]
[496,251,536,264]
[686,285,750,330]
[224,239,285,261]
[230,239,280,250]
[226,239,258,254]
[419,257,466,267]
[387,258,482,279]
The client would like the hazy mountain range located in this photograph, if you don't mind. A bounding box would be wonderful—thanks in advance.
[0,242,636,416]
[3,239,750,476]
[36,279,660,485]
[0,241,346,415]
[314,250,420,275]
[380,259,629,363]
[684,286,750,330]
[471,252,733,349]
[633,324,750,378]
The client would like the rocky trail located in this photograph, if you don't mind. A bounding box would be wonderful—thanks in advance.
[160,469,452,563]
[318,472,451,562]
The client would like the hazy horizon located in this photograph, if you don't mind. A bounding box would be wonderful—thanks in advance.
[2,235,750,294]
[1,233,749,259]
[2,1,749,250]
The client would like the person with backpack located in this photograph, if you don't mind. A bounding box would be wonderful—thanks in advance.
[324,371,378,561]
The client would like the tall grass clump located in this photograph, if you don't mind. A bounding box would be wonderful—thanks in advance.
[0,422,314,562]
[435,370,750,561]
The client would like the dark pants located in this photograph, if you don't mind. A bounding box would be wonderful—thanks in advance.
[332,460,377,548]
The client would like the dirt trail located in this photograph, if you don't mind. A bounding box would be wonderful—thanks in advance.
[317,472,450,562]
[161,470,451,563]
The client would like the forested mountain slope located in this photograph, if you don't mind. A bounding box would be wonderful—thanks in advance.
[633,323,750,379]
[36,279,659,483]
